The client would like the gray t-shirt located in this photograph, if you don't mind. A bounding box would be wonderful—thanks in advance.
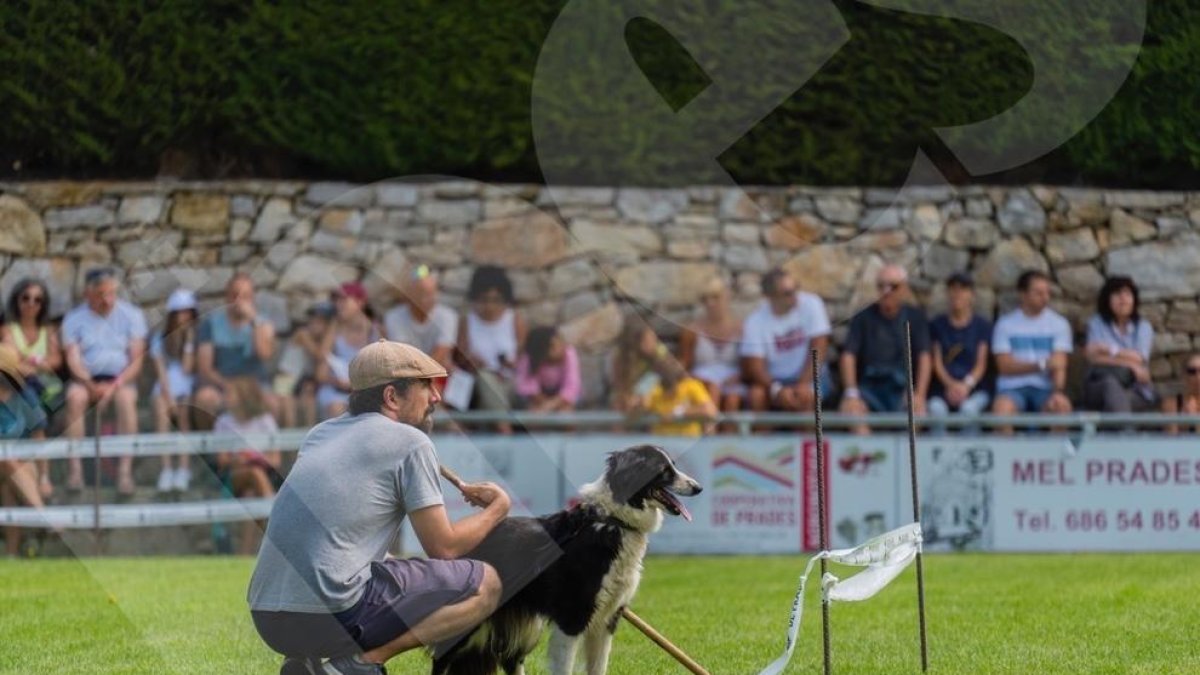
[247,413,444,613]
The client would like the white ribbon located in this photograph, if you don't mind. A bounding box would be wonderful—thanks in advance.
[757,522,924,675]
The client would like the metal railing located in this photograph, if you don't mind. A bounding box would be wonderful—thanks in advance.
[3,411,1199,461]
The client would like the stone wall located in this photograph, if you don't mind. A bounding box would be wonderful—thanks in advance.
[1,180,1198,404]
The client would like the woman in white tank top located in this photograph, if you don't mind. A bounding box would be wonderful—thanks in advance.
[679,277,745,415]
[456,266,527,434]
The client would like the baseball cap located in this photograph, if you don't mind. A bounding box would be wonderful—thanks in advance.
[349,340,447,391]
[165,288,197,313]
[0,344,23,381]
[946,271,974,288]
[306,301,335,320]
[333,281,368,303]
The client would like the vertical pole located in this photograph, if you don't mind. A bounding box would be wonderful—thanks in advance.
[904,322,929,672]
[812,349,831,675]
[93,405,102,556]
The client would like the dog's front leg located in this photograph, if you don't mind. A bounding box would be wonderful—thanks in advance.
[548,627,579,675]
[581,618,617,675]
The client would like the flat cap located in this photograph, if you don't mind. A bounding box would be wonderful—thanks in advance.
[349,340,447,391]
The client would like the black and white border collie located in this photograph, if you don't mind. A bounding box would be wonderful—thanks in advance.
[432,444,702,675]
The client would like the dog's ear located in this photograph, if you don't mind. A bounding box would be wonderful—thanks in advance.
[606,450,650,506]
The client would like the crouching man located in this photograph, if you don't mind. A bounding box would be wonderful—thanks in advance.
[247,341,510,675]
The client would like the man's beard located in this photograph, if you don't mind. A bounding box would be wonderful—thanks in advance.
[403,406,436,435]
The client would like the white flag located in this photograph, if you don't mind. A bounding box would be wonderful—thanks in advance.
[757,523,923,675]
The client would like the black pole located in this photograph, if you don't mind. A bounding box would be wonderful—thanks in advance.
[904,322,929,671]
[812,349,832,675]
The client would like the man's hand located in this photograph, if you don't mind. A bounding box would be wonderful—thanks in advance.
[1047,391,1071,411]
[1132,364,1151,385]
[946,381,970,407]
[459,481,511,512]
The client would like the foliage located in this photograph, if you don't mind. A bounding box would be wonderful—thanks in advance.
[0,1,1195,186]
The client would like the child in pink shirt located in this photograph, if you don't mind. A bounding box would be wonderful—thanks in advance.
[514,327,580,411]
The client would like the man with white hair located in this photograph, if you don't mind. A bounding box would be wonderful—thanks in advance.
[839,264,931,434]
[61,267,148,495]
[383,264,458,372]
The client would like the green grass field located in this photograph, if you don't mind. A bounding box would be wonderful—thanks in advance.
[2,553,1197,674]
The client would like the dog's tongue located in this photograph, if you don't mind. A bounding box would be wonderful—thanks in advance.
[662,492,692,522]
[677,501,692,522]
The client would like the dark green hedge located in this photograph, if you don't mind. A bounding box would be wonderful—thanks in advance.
[0,0,1195,186]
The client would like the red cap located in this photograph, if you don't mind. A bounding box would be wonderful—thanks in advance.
[334,281,368,303]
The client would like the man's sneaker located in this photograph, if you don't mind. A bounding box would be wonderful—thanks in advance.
[171,466,191,492]
[279,656,322,675]
[156,468,174,493]
[323,655,387,674]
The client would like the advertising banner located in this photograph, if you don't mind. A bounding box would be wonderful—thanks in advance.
[911,436,999,552]
[802,435,903,551]
[906,436,1200,552]
[991,438,1200,551]
[390,433,1200,555]
[558,435,803,554]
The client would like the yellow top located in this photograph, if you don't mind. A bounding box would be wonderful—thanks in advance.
[645,377,713,437]
[6,323,47,360]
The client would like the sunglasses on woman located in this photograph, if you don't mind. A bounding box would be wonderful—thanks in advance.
[19,294,44,306]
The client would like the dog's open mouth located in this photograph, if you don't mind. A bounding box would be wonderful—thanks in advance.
[652,488,692,521]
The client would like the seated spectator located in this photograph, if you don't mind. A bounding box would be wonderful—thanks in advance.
[316,282,381,420]
[640,357,717,437]
[609,317,668,414]
[514,326,580,412]
[2,278,64,500]
[742,268,832,414]
[61,268,147,496]
[0,344,51,557]
[455,266,527,434]
[151,289,198,494]
[991,270,1073,434]
[1083,276,1157,413]
[1163,353,1200,434]
[194,273,277,430]
[383,263,458,371]
[928,272,992,431]
[680,277,744,414]
[272,302,333,429]
[840,264,931,434]
[214,377,281,555]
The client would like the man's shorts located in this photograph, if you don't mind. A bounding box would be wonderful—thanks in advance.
[996,385,1053,413]
[252,557,484,658]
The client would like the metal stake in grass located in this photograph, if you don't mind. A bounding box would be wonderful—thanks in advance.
[812,349,832,675]
[904,321,930,672]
